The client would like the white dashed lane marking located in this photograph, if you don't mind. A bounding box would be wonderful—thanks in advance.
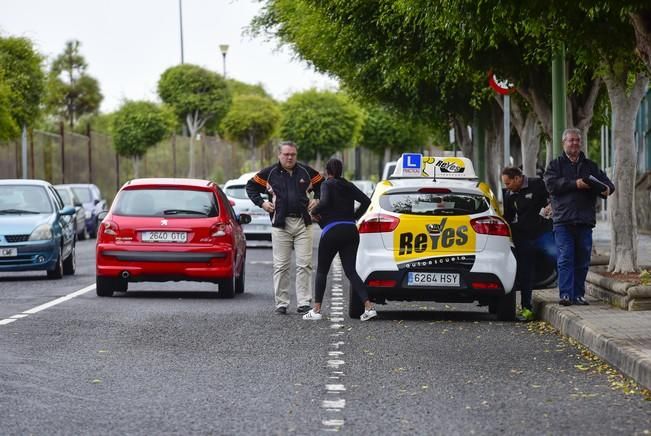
[0,283,95,326]
[321,257,347,432]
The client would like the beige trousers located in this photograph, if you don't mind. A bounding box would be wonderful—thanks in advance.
[271,217,313,308]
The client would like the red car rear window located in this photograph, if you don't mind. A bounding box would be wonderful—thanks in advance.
[113,189,219,217]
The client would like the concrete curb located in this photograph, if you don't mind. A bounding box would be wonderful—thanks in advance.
[533,291,651,391]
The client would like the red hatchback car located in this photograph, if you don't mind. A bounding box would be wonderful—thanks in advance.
[95,178,250,298]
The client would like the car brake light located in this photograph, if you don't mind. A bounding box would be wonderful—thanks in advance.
[418,187,451,194]
[470,216,510,237]
[229,199,236,206]
[358,213,400,233]
[210,222,227,237]
[101,220,119,236]
[471,281,501,290]
[367,279,397,287]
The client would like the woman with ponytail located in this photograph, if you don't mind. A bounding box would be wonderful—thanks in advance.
[303,158,377,321]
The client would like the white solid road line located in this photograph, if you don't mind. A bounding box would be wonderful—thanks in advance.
[0,283,96,326]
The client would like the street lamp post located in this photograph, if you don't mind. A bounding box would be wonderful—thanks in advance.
[179,0,185,64]
[219,44,229,78]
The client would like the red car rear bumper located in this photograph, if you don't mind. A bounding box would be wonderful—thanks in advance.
[96,243,235,281]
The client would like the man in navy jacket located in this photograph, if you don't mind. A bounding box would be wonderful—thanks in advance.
[544,128,615,306]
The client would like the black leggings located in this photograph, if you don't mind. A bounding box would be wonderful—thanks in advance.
[315,223,368,304]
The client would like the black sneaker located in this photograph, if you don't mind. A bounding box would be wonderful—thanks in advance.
[297,305,311,314]
[274,306,287,314]
[559,296,572,306]
[574,296,590,306]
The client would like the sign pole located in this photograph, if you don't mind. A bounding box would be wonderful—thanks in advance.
[503,95,510,167]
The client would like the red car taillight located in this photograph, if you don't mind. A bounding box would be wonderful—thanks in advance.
[470,216,511,237]
[210,222,227,237]
[100,220,119,240]
[358,213,400,233]
[367,279,397,287]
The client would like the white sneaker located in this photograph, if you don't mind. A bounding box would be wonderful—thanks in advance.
[302,309,323,320]
[360,308,377,321]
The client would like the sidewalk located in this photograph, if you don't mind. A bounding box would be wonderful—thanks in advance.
[532,219,651,390]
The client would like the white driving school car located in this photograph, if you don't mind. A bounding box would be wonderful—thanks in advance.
[354,154,517,320]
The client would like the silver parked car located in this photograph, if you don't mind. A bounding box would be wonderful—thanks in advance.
[55,185,89,240]
[224,172,272,242]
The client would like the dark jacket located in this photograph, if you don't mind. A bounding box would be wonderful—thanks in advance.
[503,176,552,241]
[543,152,615,227]
[246,162,324,228]
[312,177,371,228]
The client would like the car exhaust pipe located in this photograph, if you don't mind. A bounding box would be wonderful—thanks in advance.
[121,271,130,279]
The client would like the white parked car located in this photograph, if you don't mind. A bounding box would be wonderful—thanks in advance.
[224,172,272,242]
[354,154,518,321]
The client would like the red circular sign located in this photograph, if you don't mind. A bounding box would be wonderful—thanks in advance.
[488,70,515,95]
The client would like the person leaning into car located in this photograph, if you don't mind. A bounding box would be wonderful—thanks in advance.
[501,166,556,321]
[544,127,615,307]
[246,141,324,315]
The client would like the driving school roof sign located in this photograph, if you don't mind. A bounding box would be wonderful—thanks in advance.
[394,154,477,179]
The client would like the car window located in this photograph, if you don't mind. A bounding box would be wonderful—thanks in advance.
[56,189,72,205]
[48,186,64,209]
[217,189,238,222]
[113,189,219,217]
[71,187,93,203]
[379,191,489,216]
[225,185,267,201]
[0,185,53,213]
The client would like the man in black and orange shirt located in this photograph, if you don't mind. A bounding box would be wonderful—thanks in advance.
[246,141,324,314]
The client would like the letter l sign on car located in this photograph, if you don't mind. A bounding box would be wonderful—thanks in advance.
[402,153,421,169]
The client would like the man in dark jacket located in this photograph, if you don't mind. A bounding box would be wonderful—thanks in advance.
[246,141,324,314]
[544,128,615,306]
[502,166,555,320]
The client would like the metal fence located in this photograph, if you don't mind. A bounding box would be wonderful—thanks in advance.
[1,128,252,203]
[1,127,383,204]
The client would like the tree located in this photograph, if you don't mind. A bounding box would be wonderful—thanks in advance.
[279,90,362,165]
[157,64,231,178]
[0,75,19,141]
[0,35,45,134]
[358,104,430,166]
[221,94,281,164]
[253,0,648,273]
[226,79,271,98]
[111,101,173,177]
[45,40,102,129]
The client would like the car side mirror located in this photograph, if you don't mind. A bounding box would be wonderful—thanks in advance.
[60,206,76,216]
[97,210,108,221]
[238,213,251,225]
[94,199,100,205]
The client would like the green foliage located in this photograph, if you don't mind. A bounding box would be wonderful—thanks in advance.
[279,89,363,161]
[641,269,651,285]
[157,64,232,131]
[0,35,45,129]
[359,104,430,156]
[221,94,281,150]
[111,101,172,158]
[0,74,19,140]
[226,79,272,99]
[45,40,103,128]
[74,112,116,135]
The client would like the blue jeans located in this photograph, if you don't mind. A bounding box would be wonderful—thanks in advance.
[514,231,558,309]
[553,224,592,301]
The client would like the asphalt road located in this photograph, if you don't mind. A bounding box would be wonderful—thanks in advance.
[1,237,649,435]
